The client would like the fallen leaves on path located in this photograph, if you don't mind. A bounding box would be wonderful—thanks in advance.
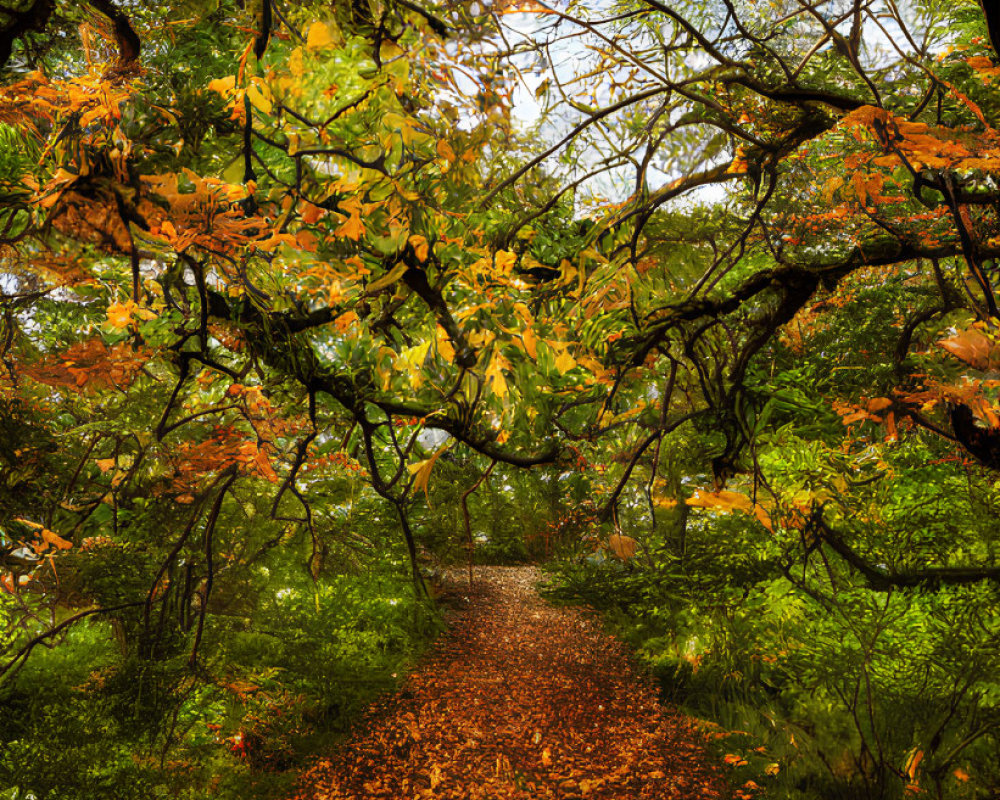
[291,566,729,799]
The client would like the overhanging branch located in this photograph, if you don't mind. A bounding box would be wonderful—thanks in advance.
[811,509,1000,590]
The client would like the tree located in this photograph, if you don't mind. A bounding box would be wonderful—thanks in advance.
[5,0,1000,796]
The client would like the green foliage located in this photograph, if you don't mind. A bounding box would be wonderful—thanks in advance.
[0,567,432,800]
[545,528,1000,799]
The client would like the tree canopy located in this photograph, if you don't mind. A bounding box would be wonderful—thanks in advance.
[5,0,1000,797]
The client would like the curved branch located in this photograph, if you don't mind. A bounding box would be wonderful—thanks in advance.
[0,0,54,69]
[1,601,145,683]
[87,0,141,65]
[978,0,1000,61]
[811,510,1000,590]
[477,86,669,208]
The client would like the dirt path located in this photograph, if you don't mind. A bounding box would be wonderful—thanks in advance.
[292,566,729,799]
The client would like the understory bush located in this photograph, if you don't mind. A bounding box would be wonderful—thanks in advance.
[0,569,436,800]
[543,524,1000,800]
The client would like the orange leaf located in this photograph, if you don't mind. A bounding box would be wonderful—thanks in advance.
[852,171,868,205]
[498,0,553,13]
[753,504,773,532]
[409,234,429,262]
[885,411,897,441]
[687,489,753,513]
[296,229,319,252]
[335,213,365,241]
[42,528,73,550]
[437,139,456,163]
[939,328,998,370]
[301,203,326,224]
[334,311,358,332]
[107,300,137,329]
[607,533,638,560]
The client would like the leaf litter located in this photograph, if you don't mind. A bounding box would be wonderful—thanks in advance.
[290,566,728,799]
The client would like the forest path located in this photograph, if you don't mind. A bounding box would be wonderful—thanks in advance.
[291,565,729,800]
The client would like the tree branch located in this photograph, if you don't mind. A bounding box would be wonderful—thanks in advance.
[811,509,1000,590]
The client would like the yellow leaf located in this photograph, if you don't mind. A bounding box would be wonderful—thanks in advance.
[289,48,304,78]
[521,325,537,359]
[559,259,578,291]
[380,40,404,60]
[486,350,510,400]
[437,325,455,362]
[382,112,424,146]
[495,250,517,274]
[954,768,970,782]
[306,21,332,50]
[513,302,533,325]
[246,82,272,114]
[95,458,116,473]
[409,442,450,503]
[363,263,408,296]
[207,75,236,95]
[727,147,748,174]
[577,355,606,378]
[396,341,431,384]
[764,764,780,777]
[499,0,554,13]
[821,176,844,205]
[554,349,576,374]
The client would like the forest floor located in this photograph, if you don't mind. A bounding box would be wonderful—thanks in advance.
[290,565,730,800]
